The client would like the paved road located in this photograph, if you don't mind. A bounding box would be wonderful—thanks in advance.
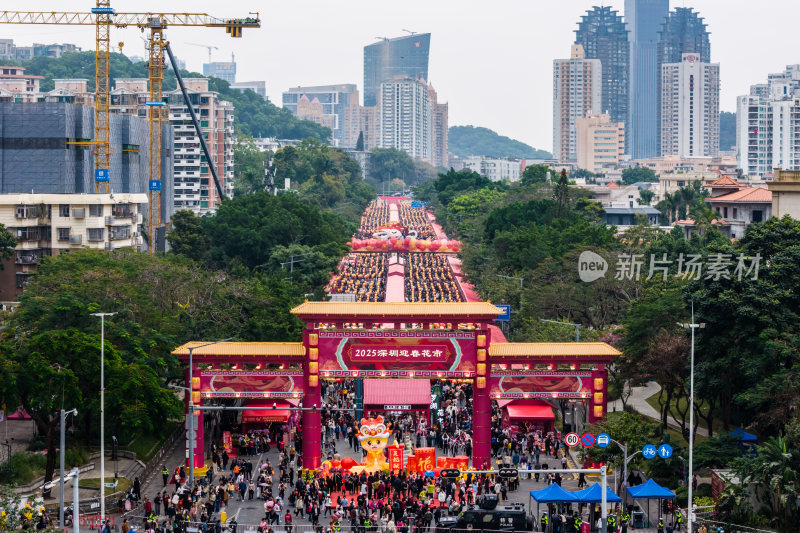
[608,382,708,437]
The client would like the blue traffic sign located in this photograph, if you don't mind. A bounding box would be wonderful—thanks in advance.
[581,432,595,447]
[495,304,511,322]
[95,169,109,182]
[658,443,673,459]
[149,180,162,191]
[642,444,658,459]
[596,433,611,448]
[410,200,423,208]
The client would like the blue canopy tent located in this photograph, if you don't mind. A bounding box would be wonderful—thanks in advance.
[730,427,758,443]
[574,482,622,503]
[529,483,578,528]
[626,479,676,528]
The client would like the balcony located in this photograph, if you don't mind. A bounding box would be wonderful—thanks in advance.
[105,216,116,225]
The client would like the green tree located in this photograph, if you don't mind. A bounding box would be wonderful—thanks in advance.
[233,134,269,195]
[639,189,654,205]
[447,125,551,158]
[369,147,415,185]
[552,169,570,217]
[167,210,208,261]
[355,131,364,151]
[520,164,550,186]
[622,166,657,185]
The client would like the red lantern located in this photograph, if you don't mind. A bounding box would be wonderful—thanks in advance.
[340,457,358,471]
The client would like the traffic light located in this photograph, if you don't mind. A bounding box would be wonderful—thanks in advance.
[498,468,518,479]
[440,468,461,479]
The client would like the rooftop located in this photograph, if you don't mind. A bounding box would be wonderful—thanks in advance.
[172,342,305,357]
[291,301,503,320]
[705,187,772,204]
[709,175,741,188]
[488,342,621,359]
[604,206,661,215]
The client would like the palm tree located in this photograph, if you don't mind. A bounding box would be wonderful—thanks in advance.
[688,204,718,236]
[742,436,800,532]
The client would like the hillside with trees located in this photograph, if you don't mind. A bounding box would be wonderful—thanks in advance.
[17,51,330,141]
[448,125,552,159]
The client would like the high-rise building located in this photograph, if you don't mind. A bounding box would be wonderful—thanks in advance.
[377,77,432,161]
[358,105,379,151]
[553,44,602,163]
[0,39,82,62]
[428,83,449,168]
[657,8,711,155]
[203,61,236,83]
[282,84,361,148]
[576,113,626,173]
[736,65,800,178]
[626,0,669,160]
[575,6,629,149]
[363,34,430,107]
[660,54,719,158]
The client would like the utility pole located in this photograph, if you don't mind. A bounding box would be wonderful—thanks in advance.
[90,312,116,519]
[540,318,581,342]
[59,408,78,529]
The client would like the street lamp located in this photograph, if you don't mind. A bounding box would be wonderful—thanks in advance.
[496,274,524,289]
[187,338,232,487]
[679,302,705,531]
[59,408,78,530]
[90,312,116,520]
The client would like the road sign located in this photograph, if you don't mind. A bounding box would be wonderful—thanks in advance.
[95,169,110,182]
[440,468,461,479]
[642,444,658,459]
[596,433,611,448]
[658,443,673,459]
[410,201,423,208]
[565,433,579,447]
[495,305,511,322]
[149,180,162,191]
[581,432,596,447]
[498,468,518,478]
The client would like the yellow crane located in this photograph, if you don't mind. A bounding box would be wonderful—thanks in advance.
[0,5,260,251]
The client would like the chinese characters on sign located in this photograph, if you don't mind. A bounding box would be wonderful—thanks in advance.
[350,345,449,361]
[614,253,761,281]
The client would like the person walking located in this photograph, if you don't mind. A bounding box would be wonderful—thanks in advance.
[161,465,169,487]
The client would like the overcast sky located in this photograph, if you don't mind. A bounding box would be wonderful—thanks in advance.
[5,1,800,151]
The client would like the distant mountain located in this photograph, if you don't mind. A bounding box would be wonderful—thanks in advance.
[448,125,552,159]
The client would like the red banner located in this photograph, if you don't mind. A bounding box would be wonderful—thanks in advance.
[223,431,232,454]
[488,375,588,397]
[387,445,404,472]
[351,344,450,361]
[200,374,302,396]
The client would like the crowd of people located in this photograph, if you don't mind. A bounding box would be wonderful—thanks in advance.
[326,253,387,302]
[404,254,464,303]
[355,200,390,239]
[397,203,436,240]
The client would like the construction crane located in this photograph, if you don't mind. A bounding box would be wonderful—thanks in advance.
[185,42,219,64]
[0,6,260,252]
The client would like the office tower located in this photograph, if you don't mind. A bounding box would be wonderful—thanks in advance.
[363,34,430,107]
[575,6,629,149]
[203,60,236,83]
[377,77,432,161]
[657,7,711,154]
[661,54,719,158]
[626,0,669,159]
[736,65,800,178]
[576,113,626,172]
[553,44,602,163]
[282,84,361,148]
[428,83,449,168]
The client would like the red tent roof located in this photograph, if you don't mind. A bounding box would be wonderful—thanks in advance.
[506,401,555,421]
[363,379,431,406]
[242,402,291,423]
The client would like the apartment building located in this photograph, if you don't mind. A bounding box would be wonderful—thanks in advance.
[282,84,360,148]
[460,156,522,182]
[428,84,449,169]
[576,113,625,173]
[660,53,720,158]
[553,45,602,163]
[0,193,146,298]
[0,66,44,95]
[112,77,234,215]
[377,77,432,161]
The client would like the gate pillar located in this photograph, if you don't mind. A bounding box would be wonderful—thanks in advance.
[302,332,322,470]
[472,374,491,469]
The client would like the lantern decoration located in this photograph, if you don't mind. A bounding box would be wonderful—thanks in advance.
[476,363,486,376]
[192,391,201,404]
[308,374,319,388]
[477,348,486,362]
[308,333,318,346]
[594,392,604,404]
[191,377,200,390]
[477,334,486,348]
[594,405,604,418]
[308,361,318,374]
[476,376,486,389]
[594,377,604,391]
[308,347,318,361]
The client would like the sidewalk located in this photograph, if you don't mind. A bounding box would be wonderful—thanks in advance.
[608,381,708,437]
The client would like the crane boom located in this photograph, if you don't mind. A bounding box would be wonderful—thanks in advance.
[0,11,260,30]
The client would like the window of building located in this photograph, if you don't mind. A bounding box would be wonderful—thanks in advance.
[59,204,70,217]
[752,210,763,223]
[57,228,71,241]
[89,204,103,217]
[733,208,738,219]
[87,228,104,242]
[723,207,728,218]
[109,225,131,240]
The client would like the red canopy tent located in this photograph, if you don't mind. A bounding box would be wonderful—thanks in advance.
[241,402,291,425]
[503,400,555,433]
[363,379,431,418]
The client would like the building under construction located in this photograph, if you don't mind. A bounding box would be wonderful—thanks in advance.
[0,100,174,226]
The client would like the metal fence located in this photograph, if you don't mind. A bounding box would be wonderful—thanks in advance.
[694,518,778,533]
[141,423,185,484]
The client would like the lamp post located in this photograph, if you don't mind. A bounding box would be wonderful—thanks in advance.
[187,338,232,487]
[90,312,116,520]
[59,408,78,530]
[679,303,705,531]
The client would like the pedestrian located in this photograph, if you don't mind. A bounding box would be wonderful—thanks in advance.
[161,465,169,487]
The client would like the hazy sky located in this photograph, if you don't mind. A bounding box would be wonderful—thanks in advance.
[5,1,800,151]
